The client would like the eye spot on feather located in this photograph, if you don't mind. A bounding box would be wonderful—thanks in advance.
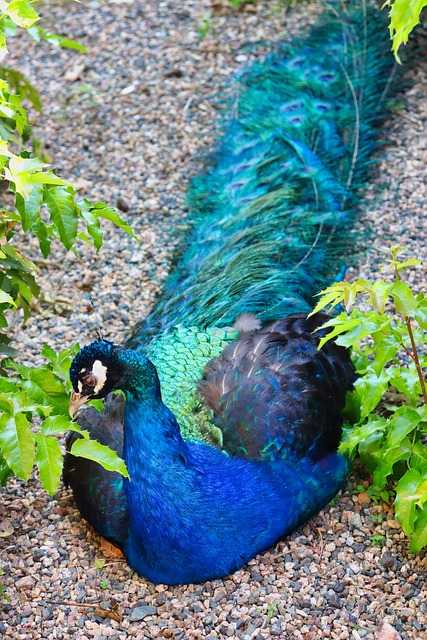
[280,100,303,113]
[287,114,305,125]
[287,56,304,69]
[318,71,336,82]
[313,101,331,113]
[227,181,247,191]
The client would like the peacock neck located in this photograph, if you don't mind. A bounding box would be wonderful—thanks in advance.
[115,348,162,403]
[120,354,199,582]
[117,349,187,467]
[123,390,184,454]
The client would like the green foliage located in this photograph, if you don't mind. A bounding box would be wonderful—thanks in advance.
[266,601,278,623]
[312,246,427,552]
[228,0,256,7]
[383,0,427,62]
[371,534,386,547]
[0,0,134,492]
[197,11,213,38]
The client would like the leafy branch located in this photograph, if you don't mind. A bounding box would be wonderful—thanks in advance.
[0,0,133,495]
[383,0,427,63]
[311,245,427,552]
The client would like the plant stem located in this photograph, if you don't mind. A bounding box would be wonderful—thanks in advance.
[404,316,427,404]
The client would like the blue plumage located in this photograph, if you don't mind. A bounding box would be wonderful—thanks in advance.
[64,1,398,584]
[68,324,353,584]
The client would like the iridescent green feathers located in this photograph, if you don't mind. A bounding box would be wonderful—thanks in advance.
[129,1,395,350]
[148,325,240,441]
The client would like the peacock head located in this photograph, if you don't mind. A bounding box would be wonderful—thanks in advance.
[69,339,124,416]
[69,339,161,416]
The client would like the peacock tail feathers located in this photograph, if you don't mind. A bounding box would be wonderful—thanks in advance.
[128,0,396,350]
[125,0,397,446]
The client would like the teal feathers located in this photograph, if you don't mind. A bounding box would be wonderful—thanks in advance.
[129,0,395,349]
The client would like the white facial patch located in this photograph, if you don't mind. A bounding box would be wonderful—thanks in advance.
[92,359,108,394]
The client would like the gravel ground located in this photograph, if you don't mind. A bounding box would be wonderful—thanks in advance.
[1,1,427,639]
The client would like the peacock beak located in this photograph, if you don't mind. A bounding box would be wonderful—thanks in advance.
[69,391,91,417]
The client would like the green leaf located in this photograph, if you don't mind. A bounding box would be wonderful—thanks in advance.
[78,200,137,241]
[394,468,427,535]
[29,171,70,187]
[410,503,427,553]
[79,207,103,250]
[339,415,388,458]
[366,280,391,314]
[384,0,427,63]
[3,155,44,200]
[44,33,87,52]
[33,218,52,257]
[0,66,41,111]
[41,414,86,437]
[0,394,14,414]
[41,344,76,382]
[310,287,346,316]
[0,391,38,414]
[0,412,35,480]
[1,242,37,271]
[35,433,62,495]
[0,139,14,158]
[371,332,399,375]
[414,295,427,330]
[0,378,16,393]
[358,430,386,473]
[317,317,362,349]
[390,279,418,316]
[373,438,412,488]
[0,32,8,63]
[44,185,78,250]
[15,183,43,231]
[333,316,384,349]
[0,290,16,306]
[0,453,12,485]
[21,368,69,414]
[0,0,39,29]
[386,406,422,448]
[26,25,87,52]
[354,367,391,419]
[410,442,427,475]
[390,365,422,403]
[70,438,129,478]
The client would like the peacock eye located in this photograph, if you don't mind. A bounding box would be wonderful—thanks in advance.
[82,373,97,387]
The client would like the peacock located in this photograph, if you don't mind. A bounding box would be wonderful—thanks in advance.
[64,0,399,585]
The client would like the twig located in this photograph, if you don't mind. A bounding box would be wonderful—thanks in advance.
[183,95,195,118]
[43,600,100,609]
[42,600,122,622]
[310,521,325,564]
